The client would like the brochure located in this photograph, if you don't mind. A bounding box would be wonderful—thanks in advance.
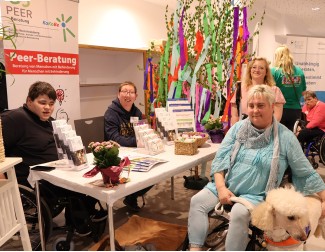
[123,156,168,172]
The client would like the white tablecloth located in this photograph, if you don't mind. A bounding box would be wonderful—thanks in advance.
[28,142,220,250]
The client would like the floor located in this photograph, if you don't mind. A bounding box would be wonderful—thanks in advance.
[2,161,325,251]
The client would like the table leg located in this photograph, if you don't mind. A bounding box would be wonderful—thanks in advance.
[108,204,115,251]
[171,176,174,200]
[36,180,46,251]
[200,162,207,177]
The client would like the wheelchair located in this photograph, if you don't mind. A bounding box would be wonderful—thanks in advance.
[293,120,325,169]
[17,182,107,251]
[180,199,266,251]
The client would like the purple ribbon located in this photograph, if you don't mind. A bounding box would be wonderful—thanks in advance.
[203,90,211,119]
[242,7,250,41]
[149,58,154,102]
[242,7,250,52]
[195,85,204,131]
[179,7,186,70]
[232,7,239,59]
[143,58,150,90]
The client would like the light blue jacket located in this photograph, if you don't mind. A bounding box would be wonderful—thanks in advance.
[206,120,325,205]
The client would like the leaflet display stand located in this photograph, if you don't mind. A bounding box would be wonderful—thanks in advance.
[0,157,32,250]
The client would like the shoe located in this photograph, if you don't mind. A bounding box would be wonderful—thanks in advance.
[123,197,140,212]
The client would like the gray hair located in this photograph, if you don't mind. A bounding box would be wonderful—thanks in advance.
[247,84,275,106]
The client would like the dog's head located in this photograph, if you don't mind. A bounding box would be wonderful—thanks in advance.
[251,187,310,241]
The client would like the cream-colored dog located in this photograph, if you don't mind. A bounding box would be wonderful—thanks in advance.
[251,187,325,250]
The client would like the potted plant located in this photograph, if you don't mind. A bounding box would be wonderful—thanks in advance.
[83,140,130,186]
[204,116,225,143]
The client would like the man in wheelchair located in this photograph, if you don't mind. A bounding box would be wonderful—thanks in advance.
[295,90,325,148]
[187,85,325,251]
[1,81,107,250]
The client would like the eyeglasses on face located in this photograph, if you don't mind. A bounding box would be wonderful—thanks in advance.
[120,90,136,95]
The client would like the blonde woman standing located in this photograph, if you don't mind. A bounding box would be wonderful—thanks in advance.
[230,57,286,126]
[271,45,306,131]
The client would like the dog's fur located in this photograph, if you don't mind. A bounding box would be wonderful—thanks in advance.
[251,187,325,250]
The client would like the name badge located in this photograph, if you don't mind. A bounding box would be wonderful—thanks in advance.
[130,117,139,123]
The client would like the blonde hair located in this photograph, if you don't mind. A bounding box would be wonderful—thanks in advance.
[244,57,275,90]
[274,45,294,75]
[247,84,276,106]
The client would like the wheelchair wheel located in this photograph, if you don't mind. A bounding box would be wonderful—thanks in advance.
[52,236,75,251]
[39,181,65,218]
[293,120,300,135]
[19,184,53,251]
[319,135,325,165]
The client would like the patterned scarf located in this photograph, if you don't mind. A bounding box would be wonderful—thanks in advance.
[229,116,279,192]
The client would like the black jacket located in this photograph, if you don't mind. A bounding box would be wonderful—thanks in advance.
[104,98,142,147]
[1,105,58,180]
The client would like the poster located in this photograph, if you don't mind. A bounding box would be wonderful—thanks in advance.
[1,0,79,122]
[287,35,325,102]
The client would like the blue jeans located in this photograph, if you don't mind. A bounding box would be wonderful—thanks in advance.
[188,188,251,250]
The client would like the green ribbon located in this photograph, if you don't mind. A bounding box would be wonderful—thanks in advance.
[203,13,209,38]
[164,38,171,103]
[205,63,212,89]
[190,36,211,110]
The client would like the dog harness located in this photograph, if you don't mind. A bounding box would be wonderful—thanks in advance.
[263,234,302,247]
[264,224,310,248]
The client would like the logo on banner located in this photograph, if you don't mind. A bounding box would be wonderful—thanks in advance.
[6,1,31,7]
[56,14,75,42]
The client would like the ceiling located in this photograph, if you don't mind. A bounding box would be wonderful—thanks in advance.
[143,0,325,37]
[254,0,325,36]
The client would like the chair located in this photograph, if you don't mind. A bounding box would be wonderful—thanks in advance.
[293,119,325,169]
[74,116,105,153]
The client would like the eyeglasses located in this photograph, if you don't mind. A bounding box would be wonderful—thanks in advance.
[120,90,136,95]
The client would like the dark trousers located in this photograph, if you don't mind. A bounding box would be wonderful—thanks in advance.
[297,127,324,144]
[280,108,302,131]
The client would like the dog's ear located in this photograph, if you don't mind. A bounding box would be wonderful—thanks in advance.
[251,202,274,231]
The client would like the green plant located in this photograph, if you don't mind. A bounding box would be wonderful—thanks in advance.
[145,0,265,118]
[204,116,223,131]
[88,141,121,168]
[0,17,18,81]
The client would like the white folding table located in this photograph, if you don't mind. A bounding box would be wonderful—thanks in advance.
[28,143,220,250]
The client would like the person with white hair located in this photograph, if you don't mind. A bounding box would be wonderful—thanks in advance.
[187,84,325,251]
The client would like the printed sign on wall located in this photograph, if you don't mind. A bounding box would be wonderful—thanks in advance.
[287,35,325,102]
[1,0,80,122]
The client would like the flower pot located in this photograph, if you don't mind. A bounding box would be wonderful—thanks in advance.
[207,129,225,143]
[100,166,123,185]
[83,157,131,186]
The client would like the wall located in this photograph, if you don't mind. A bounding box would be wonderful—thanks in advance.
[78,0,170,49]
[77,0,171,119]
[249,3,285,63]
[79,47,145,118]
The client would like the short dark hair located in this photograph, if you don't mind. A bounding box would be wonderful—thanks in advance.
[303,90,317,100]
[119,81,137,94]
[27,81,56,101]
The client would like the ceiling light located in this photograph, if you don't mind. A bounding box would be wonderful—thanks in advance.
[312,7,320,11]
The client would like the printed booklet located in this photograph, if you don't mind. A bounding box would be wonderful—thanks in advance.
[123,156,168,172]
